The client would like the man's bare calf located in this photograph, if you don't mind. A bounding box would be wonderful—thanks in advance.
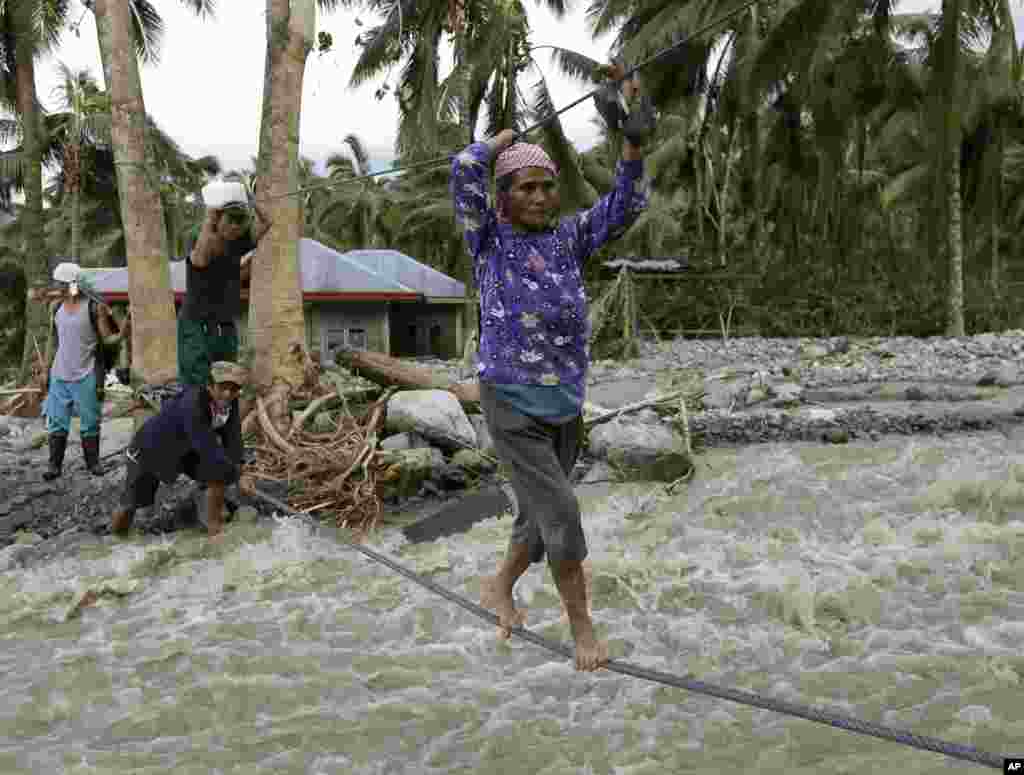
[481,543,606,671]
[480,541,531,638]
[551,558,608,671]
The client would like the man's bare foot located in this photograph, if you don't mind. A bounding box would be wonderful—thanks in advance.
[480,574,525,640]
[570,617,608,672]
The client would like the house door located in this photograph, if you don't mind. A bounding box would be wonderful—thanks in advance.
[429,324,442,357]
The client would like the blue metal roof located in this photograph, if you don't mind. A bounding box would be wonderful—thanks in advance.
[84,239,465,299]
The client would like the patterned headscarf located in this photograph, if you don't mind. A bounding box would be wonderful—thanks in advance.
[494,142,558,180]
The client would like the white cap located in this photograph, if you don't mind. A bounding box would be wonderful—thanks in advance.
[53,261,81,284]
[201,179,249,210]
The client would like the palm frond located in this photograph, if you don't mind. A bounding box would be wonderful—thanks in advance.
[343,133,373,176]
[537,45,601,85]
[129,0,165,64]
[529,72,597,210]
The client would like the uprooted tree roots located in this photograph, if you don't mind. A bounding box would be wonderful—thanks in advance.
[240,372,397,534]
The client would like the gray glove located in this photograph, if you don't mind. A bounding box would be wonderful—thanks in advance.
[593,78,657,146]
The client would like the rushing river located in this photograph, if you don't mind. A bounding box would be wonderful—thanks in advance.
[1,431,1022,774]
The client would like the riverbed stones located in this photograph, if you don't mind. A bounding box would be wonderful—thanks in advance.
[587,420,692,482]
[977,363,1018,388]
[385,389,476,450]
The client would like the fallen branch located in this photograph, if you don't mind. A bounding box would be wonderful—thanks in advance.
[336,347,480,407]
[583,390,687,431]
[0,388,42,396]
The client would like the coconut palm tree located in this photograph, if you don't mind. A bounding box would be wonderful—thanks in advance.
[89,0,217,385]
[248,0,318,408]
[341,0,569,158]
[1,0,70,383]
[46,62,110,262]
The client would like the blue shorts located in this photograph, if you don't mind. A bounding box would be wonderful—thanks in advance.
[43,372,100,438]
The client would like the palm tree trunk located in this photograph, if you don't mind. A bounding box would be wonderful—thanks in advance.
[256,0,275,189]
[946,141,965,335]
[14,22,48,385]
[94,0,178,384]
[248,0,313,402]
[941,0,965,336]
[71,183,83,262]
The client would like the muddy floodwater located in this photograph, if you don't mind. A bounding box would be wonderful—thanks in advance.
[1,429,1022,774]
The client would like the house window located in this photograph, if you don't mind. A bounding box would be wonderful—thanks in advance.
[347,328,367,350]
[325,328,347,358]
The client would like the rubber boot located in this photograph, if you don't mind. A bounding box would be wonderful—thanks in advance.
[82,436,103,476]
[111,507,135,534]
[111,505,151,535]
[43,433,68,481]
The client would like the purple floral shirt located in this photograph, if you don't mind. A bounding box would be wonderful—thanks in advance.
[451,142,648,393]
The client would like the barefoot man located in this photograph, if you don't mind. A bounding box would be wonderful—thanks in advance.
[450,63,654,670]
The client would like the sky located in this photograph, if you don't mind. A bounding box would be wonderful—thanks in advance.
[23,0,1024,178]
[32,0,618,175]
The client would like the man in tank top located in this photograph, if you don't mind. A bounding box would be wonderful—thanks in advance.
[42,262,130,479]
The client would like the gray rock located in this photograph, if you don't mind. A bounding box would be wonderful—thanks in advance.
[468,414,495,456]
[770,382,804,406]
[579,460,622,485]
[0,543,36,571]
[588,420,692,482]
[746,386,768,406]
[380,432,431,451]
[800,343,830,360]
[702,380,745,411]
[385,390,477,450]
[977,363,1017,388]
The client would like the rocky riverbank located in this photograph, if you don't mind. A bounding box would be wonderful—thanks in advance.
[4,332,1024,553]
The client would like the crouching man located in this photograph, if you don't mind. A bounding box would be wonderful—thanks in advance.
[111,361,249,538]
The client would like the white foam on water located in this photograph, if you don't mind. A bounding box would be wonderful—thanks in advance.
[1,433,1021,773]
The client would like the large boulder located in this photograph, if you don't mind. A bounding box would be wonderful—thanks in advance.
[468,414,495,455]
[386,390,477,450]
[587,420,693,482]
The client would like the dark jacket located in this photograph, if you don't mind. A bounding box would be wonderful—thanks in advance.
[132,385,242,484]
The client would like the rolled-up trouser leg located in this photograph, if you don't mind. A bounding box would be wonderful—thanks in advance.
[479,384,585,565]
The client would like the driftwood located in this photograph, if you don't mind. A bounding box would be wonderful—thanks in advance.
[582,390,688,431]
[335,347,479,406]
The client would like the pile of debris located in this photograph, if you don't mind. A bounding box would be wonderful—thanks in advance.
[238,346,698,535]
[0,343,46,418]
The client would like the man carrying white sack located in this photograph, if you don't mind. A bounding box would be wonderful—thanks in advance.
[177,178,271,387]
[43,261,130,480]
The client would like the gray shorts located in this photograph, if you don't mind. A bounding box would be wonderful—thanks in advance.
[479,383,586,565]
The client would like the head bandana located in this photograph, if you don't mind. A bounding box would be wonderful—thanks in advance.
[494,142,558,180]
